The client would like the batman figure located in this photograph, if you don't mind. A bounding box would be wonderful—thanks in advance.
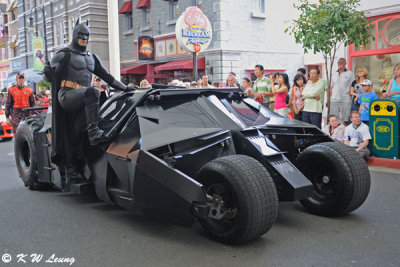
[44,20,131,183]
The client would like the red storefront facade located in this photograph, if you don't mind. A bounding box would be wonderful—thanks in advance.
[349,12,400,94]
[121,34,205,85]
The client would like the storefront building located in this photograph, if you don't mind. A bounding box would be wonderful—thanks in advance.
[118,0,305,85]
[120,32,205,84]
[349,11,400,95]
[303,1,400,93]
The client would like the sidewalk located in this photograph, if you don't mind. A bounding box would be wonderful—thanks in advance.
[367,156,400,168]
[367,156,400,173]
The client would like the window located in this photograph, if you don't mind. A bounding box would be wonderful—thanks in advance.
[192,0,202,7]
[27,32,32,52]
[60,21,65,44]
[142,7,150,26]
[169,0,179,21]
[251,0,266,18]
[11,10,16,21]
[352,54,400,95]
[54,21,59,46]
[257,0,265,14]
[38,27,44,38]
[26,0,31,11]
[68,16,74,42]
[125,14,132,30]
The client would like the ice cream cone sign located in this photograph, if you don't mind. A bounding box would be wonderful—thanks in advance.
[175,6,213,54]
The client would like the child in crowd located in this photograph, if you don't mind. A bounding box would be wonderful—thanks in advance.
[292,74,306,121]
[323,114,345,142]
[358,79,377,126]
[271,73,289,118]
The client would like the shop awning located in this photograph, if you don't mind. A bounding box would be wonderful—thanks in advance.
[120,64,148,74]
[154,57,205,72]
[136,0,150,9]
[119,1,133,14]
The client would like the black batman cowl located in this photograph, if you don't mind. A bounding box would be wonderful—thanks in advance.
[68,21,90,54]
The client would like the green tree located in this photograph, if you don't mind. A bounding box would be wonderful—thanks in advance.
[286,0,373,116]
[37,80,51,90]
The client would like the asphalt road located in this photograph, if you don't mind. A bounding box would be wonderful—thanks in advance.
[0,139,399,267]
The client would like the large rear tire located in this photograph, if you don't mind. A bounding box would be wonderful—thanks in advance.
[196,155,278,244]
[14,117,43,189]
[296,142,370,216]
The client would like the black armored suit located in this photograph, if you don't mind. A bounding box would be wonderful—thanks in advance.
[44,21,129,182]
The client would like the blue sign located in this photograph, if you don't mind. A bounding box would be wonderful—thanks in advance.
[11,59,21,71]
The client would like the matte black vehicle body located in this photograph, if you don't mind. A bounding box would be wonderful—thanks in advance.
[14,87,370,244]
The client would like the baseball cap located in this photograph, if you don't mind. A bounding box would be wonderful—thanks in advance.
[16,72,25,79]
[45,90,51,95]
[191,81,197,85]
[361,79,373,86]
[94,77,101,81]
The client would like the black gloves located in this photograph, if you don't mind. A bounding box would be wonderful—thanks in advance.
[43,61,54,82]
[126,86,137,91]
[110,79,138,92]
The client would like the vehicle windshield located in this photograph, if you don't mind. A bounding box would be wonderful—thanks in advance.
[228,100,270,126]
[208,95,269,128]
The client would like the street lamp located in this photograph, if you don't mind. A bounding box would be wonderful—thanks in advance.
[28,17,35,33]
[28,6,49,62]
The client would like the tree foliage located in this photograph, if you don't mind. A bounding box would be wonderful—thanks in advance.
[37,80,51,90]
[286,0,373,115]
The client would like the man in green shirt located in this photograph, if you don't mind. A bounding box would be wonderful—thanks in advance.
[252,64,273,109]
[302,68,324,128]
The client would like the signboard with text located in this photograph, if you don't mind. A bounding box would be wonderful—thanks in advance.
[32,37,45,71]
[138,36,155,60]
[175,6,212,54]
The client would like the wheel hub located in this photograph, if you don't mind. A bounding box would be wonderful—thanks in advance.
[322,176,330,184]
[206,192,237,220]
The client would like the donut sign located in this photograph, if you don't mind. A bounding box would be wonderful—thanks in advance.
[175,6,212,54]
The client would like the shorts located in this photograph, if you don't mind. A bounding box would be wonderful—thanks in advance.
[275,107,289,118]
[330,100,351,123]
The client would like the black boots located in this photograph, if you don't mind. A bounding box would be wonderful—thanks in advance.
[85,103,108,146]
[65,165,84,184]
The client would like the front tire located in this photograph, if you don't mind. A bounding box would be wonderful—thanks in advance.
[296,142,370,216]
[196,155,278,244]
[14,117,43,189]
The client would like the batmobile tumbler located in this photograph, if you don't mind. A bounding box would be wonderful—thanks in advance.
[14,86,370,244]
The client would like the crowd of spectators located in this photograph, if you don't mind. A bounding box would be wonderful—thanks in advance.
[132,60,399,160]
[5,60,399,160]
